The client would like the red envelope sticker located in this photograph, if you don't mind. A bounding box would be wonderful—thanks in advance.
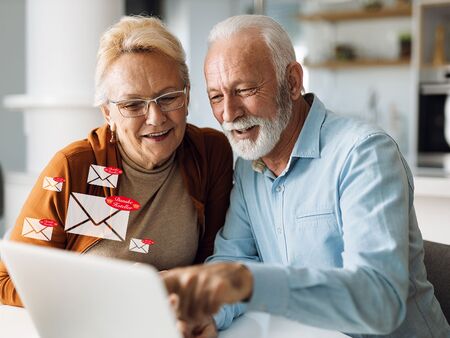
[104,167,123,175]
[105,196,140,211]
[53,177,66,183]
[142,239,155,245]
[39,219,59,227]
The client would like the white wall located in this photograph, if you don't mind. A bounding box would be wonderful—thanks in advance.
[0,0,26,236]
[0,0,26,172]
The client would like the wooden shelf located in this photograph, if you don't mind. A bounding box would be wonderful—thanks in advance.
[305,58,410,70]
[420,63,450,69]
[298,5,412,22]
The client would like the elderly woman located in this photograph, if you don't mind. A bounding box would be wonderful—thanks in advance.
[0,16,233,306]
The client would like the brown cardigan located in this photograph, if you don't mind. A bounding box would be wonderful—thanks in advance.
[0,124,233,306]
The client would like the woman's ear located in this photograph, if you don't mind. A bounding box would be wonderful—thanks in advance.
[101,105,117,143]
[286,61,303,100]
[100,104,112,125]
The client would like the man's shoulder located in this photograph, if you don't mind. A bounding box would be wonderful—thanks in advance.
[322,111,388,149]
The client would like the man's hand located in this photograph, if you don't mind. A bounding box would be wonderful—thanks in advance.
[163,262,253,321]
[176,316,218,338]
[165,284,218,338]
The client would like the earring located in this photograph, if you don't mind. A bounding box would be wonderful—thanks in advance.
[109,122,116,143]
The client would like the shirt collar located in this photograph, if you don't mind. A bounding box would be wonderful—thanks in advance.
[251,158,266,174]
[251,94,326,173]
[291,93,326,159]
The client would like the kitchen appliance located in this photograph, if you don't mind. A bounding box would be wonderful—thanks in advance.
[418,66,450,172]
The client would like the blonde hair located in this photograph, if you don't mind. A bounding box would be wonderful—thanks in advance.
[94,16,189,106]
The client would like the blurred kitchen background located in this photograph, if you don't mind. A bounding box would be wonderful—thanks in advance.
[0,0,449,243]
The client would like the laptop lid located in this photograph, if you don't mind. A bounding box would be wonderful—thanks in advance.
[0,240,181,338]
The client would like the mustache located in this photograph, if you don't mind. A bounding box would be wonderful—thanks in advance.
[222,116,266,131]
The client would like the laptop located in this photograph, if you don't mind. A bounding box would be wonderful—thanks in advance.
[0,240,181,338]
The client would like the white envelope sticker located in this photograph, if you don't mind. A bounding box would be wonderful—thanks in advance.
[42,176,64,192]
[22,217,56,241]
[87,164,119,188]
[64,192,129,241]
[129,238,154,254]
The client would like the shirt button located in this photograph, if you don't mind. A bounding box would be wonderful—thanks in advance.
[276,185,283,192]
[277,227,282,234]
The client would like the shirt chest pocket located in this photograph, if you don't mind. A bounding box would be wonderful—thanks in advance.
[294,210,342,245]
[291,210,343,267]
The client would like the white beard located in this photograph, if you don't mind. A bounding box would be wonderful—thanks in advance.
[222,83,292,161]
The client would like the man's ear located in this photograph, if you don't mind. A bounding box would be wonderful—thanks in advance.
[286,61,303,100]
[100,104,112,125]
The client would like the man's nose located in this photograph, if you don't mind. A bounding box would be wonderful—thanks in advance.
[222,95,243,123]
[145,102,167,126]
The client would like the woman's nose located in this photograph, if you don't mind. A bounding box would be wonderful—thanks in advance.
[145,102,167,126]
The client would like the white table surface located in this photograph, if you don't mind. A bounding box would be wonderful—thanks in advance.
[220,311,349,338]
[0,305,348,338]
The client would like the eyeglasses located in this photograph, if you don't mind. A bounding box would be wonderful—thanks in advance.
[109,87,187,118]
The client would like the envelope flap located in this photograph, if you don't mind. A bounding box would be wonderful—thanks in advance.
[44,177,58,187]
[129,239,138,248]
[137,240,147,249]
[71,193,118,225]
[90,165,113,181]
[26,218,47,233]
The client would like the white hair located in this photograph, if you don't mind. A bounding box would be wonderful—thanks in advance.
[208,15,296,87]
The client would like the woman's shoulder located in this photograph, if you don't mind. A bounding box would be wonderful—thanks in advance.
[57,139,94,165]
[52,125,109,166]
[58,139,92,159]
[41,140,94,179]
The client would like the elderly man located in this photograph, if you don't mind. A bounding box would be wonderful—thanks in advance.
[163,15,450,338]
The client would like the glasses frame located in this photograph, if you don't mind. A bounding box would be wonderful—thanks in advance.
[109,87,187,118]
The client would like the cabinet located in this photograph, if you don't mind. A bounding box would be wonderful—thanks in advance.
[298,4,411,22]
[413,0,450,175]
[298,1,414,159]
[299,3,412,68]
[304,58,409,70]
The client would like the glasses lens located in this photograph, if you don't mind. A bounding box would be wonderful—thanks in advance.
[157,91,185,112]
[118,100,147,117]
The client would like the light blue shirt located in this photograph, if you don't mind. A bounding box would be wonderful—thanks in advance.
[207,95,450,338]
